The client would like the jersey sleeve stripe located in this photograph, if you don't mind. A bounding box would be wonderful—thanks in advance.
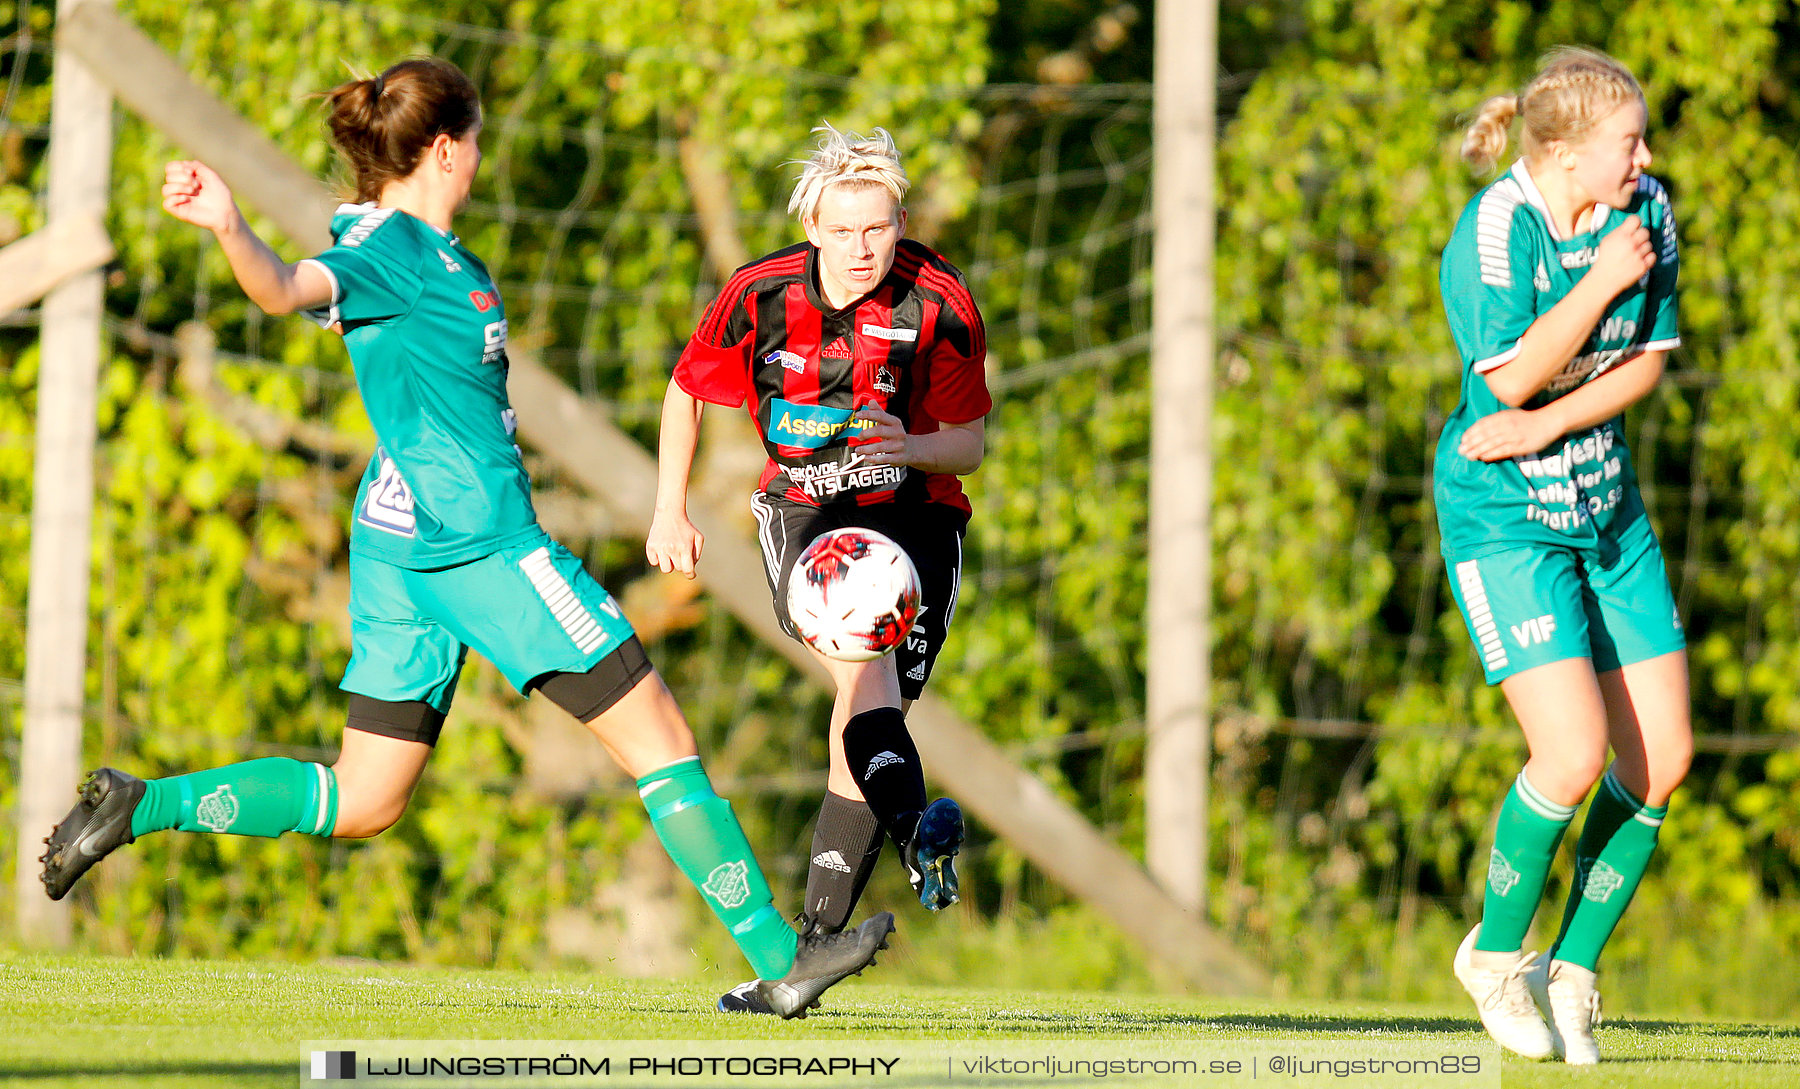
[1641,337,1681,353]
[297,258,342,329]
[1475,179,1525,288]
[699,252,806,345]
[1472,343,1522,374]
[891,247,926,278]
[1637,175,1679,263]
[915,265,986,356]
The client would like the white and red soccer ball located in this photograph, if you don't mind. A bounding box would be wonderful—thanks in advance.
[787,528,922,662]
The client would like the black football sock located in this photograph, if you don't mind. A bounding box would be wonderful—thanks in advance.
[800,791,886,933]
[840,706,928,851]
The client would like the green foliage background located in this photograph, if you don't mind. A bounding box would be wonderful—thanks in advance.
[0,0,1795,1015]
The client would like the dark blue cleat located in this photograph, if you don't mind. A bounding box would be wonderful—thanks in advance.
[906,797,963,911]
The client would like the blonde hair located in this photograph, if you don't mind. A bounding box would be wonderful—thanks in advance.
[787,123,909,224]
[1462,47,1644,171]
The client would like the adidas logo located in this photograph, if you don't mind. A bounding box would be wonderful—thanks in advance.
[863,751,905,780]
[906,662,927,681]
[811,850,853,873]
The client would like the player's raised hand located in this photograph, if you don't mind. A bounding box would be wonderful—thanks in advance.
[1593,214,1655,296]
[162,161,240,233]
[646,509,704,579]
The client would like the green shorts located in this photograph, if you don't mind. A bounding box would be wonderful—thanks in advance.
[1446,515,1685,685]
[341,532,637,712]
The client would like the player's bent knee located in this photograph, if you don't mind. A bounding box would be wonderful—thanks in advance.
[328,766,418,837]
[330,798,408,839]
[324,768,414,838]
[1567,756,1610,799]
[1529,755,1606,807]
[1651,741,1694,801]
[336,698,439,836]
[567,658,698,778]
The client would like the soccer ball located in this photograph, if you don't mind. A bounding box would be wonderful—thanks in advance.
[787,528,922,662]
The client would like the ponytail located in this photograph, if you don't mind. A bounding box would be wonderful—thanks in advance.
[321,58,480,203]
[1461,95,1518,171]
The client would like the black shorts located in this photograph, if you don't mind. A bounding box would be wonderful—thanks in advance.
[749,493,966,701]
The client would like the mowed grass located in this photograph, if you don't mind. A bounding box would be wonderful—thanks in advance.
[0,953,1794,1088]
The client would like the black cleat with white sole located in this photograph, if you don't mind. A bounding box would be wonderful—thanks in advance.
[716,979,777,1015]
[754,911,895,1019]
[40,768,146,901]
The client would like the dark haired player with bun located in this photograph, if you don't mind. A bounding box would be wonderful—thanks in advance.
[39,57,890,1019]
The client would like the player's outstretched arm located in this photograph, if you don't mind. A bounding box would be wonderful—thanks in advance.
[647,377,706,578]
[161,160,332,316]
[1484,215,1657,407]
[1459,349,1667,462]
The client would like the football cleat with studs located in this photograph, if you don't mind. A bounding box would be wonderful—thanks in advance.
[753,911,895,1020]
[716,979,776,1015]
[40,768,146,901]
[1453,925,1555,1060]
[1527,953,1603,1065]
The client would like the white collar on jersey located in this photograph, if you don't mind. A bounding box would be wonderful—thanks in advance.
[332,201,459,243]
[1507,160,1611,242]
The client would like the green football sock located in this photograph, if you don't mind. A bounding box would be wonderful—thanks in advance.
[637,757,797,980]
[129,757,338,839]
[1550,767,1667,970]
[1475,769,1576,953]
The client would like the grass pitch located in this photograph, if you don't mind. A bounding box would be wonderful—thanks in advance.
[0,953,1794,1088]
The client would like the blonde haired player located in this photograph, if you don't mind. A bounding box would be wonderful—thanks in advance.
[650,124,990,1014]
[1437,47,1691,1063]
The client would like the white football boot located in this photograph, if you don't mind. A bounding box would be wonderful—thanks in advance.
[1453,925,1555,1059]
[1526,953,1602,1064]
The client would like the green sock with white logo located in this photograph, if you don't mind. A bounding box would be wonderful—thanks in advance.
[1475,769,1576,953]
[1550,767,1667,970]
[636,757,797,980]
[128,757,338,839]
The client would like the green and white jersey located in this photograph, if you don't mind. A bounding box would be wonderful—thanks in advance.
[302,204,539,569]
[1436,162,1680,554]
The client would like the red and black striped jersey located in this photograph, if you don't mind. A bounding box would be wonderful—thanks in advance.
[674,238,990,515]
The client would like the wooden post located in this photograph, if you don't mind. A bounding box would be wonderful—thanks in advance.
[1145,0,1216,913]
[17,0,117,947]
[0,216,114,315]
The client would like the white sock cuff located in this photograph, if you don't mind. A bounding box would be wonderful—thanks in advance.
[1515,769,1577,822]
[1601,767,1665,826]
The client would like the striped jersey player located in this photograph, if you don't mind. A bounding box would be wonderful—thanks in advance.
[649,125,990,1016]
[675,237,987,511]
